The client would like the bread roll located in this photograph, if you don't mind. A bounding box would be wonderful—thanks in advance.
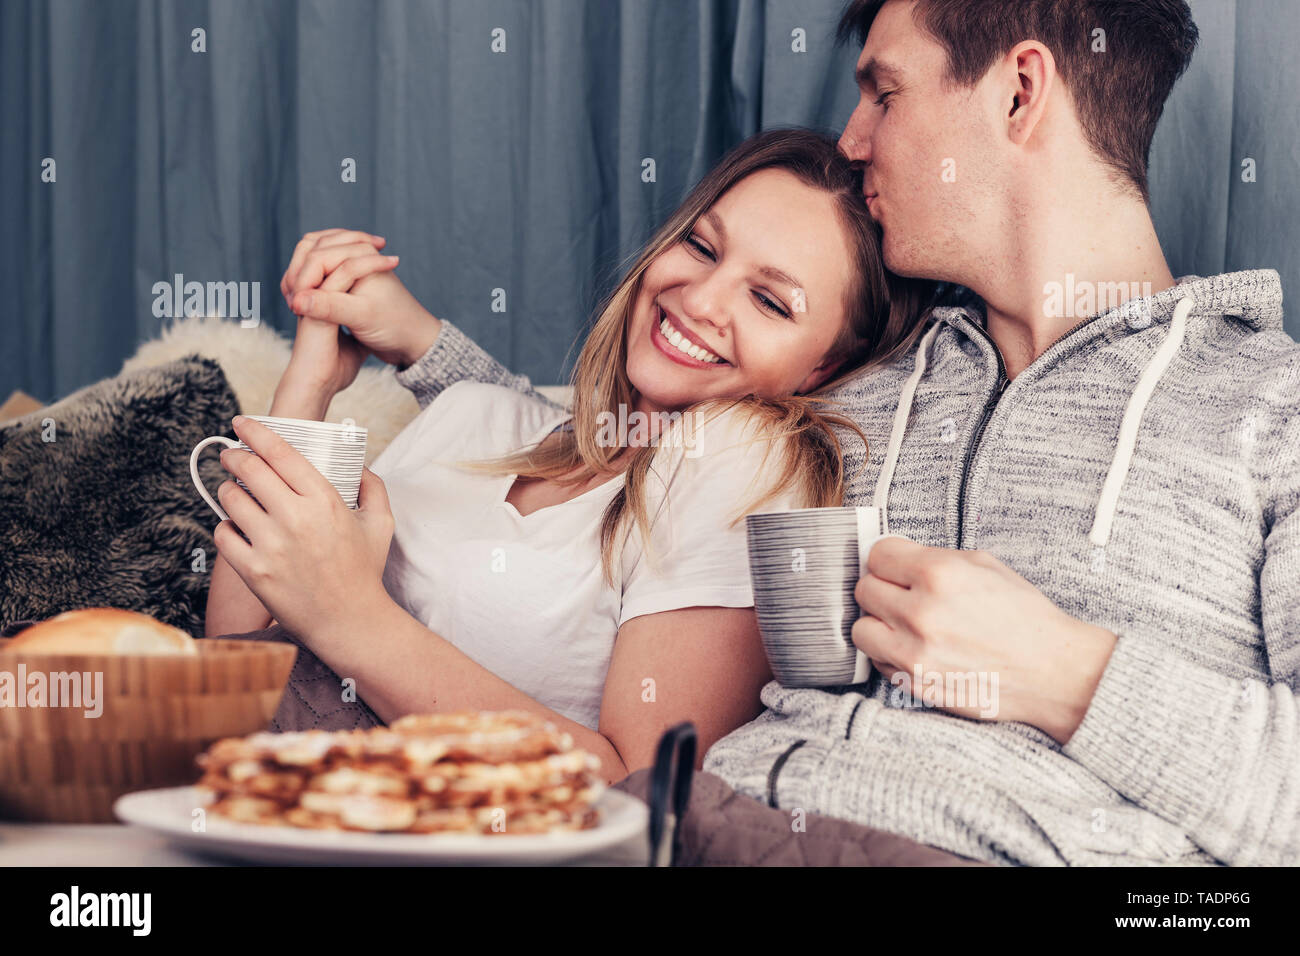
[5,608,198,656]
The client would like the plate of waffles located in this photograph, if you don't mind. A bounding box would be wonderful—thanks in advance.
[114,710,650,865]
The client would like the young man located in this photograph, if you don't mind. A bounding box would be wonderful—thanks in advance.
[287,0,1295,865]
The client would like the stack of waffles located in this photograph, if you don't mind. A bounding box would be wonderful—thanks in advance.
[196,711,605,834]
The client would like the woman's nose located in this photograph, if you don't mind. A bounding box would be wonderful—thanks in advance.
[679,281,733,334]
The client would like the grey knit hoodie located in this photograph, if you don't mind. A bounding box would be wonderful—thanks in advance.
[392,269,1296,866]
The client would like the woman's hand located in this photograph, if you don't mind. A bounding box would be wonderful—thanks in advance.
[281,228,441,368]
[281,314,369,398]
[212,416,397,645]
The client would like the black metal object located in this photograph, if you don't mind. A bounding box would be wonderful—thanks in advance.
[646,722,696,866]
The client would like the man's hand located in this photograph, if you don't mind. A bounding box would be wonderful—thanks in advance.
[281,229,402,301]
[851,538,1118,744]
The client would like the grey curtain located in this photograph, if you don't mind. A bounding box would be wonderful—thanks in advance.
[2,0,1296,403]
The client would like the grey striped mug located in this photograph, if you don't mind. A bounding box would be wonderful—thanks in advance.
[745,505,904,687]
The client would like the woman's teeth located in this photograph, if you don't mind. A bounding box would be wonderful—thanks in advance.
[659,313,725,364]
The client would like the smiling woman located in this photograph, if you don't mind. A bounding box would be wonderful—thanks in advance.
[451,129,941,590]
[206,127,940,783]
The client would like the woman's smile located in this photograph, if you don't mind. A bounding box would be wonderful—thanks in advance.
[649,303,733,369]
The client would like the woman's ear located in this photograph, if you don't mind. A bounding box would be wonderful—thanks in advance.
[796,355,846,394]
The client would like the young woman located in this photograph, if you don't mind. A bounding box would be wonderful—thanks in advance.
[205,129,934,783]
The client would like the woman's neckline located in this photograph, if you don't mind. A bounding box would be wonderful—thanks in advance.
[498,410,625,520]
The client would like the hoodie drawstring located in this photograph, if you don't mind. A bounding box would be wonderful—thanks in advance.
[1088,295,1193,547]
[872,321,942,533]
[871,296,1193,547]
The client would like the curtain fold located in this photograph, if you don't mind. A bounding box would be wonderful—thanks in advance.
[1,0,1295,403]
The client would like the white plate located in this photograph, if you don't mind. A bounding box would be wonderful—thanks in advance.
[114,786,649,866]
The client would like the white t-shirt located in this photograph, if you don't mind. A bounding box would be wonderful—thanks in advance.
[369,381,805,730]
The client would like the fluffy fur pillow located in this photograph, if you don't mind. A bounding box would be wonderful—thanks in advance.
[0,356,238,639]
[121,314,421,464]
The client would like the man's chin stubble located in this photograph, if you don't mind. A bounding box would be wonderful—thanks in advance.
[882,240,928,281]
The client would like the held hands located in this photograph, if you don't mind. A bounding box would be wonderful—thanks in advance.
[851,538,1118,744]
[280,228,440,371]
[212,416,397,645]
[282,313,369,398]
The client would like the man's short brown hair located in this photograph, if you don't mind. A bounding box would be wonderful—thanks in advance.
[837,0,1199,201]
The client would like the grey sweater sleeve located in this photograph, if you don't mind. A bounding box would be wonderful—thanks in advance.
[1062,454,1300,866]
[393,319,566,412]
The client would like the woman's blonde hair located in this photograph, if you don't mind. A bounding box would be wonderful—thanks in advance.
[457,128,937,585]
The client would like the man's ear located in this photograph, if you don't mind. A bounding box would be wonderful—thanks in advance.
[1004,40,1055,146]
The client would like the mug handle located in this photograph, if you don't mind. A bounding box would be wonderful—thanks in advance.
[853,508,912,684]
[190,435,240,522]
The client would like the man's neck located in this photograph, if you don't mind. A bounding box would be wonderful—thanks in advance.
[970,181,1176,380]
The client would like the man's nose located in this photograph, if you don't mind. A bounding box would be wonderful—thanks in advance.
[838,108,872,163]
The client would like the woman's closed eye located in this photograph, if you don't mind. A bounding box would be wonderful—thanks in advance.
[684,234,714,259]
[684,234,792,319]
[754,291,791,319]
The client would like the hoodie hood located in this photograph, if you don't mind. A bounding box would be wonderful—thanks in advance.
[953,268,1283,333]
[871,269,1286,545]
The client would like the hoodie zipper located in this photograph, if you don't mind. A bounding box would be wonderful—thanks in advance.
[954,312,1101,548]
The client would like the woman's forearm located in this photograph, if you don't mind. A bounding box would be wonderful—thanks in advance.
[305,597,630,785]
[205,554,274,637]
[269,374,335,421]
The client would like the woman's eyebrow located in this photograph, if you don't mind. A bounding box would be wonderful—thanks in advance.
[704,208,729,243]
[757,265,806,304]
[702,209,807,309]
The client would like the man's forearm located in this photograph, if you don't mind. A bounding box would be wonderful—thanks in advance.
[392,318,564,411]
[1062,632,1300,866]
[1037,620,1118,745]
[396,316,441,371]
